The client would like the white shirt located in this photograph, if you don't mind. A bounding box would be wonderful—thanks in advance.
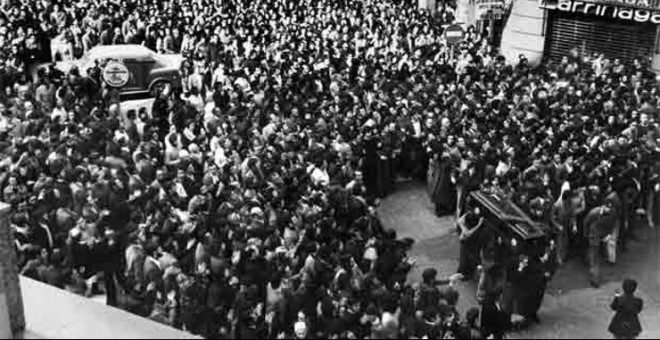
[174,181,188,198]
[52,107,67,122]
[234,77,251,93]
[412,120,422,138]
[495,161,510,177]
[214,147,227,168]
[114,130,129,143]
[0,116,10,131]
[187,94,204,113]
[183,127,196,142]
[210,135,222,153]
[308,165,330,186]
[262,123,277,139]
[212,66,225,86]
[136,120,146,139]
[333,141,351,155]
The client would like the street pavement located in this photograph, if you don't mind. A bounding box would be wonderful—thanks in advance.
[378,181,660,339]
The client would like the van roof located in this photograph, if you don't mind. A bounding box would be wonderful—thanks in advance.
[87,44,154,60]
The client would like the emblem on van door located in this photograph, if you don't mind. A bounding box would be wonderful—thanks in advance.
[102,61,130,88]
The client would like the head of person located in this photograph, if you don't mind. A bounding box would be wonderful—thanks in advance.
[466,307,480,326]
[640,112,650,126]
[294,321,308,339]
[421,268,437,284]
[622,279,638,296]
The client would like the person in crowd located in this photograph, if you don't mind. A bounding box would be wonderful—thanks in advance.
[428,152,456,217]
[608,279,643,340]
[553,182,586,264]
[585,204,617,288]
[456,206,485,280]
[480,287,510,340]
[510,243,556,329]
[456,307,484,339]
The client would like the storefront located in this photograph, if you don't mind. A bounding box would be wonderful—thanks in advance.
[539,0,660,63]
[418,0,437,14]
[455,0,512,45]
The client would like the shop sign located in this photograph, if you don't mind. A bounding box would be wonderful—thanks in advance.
[102,61,130,88]
[595,0,660,11]
[540,0,660,23]
[474,0,506,20]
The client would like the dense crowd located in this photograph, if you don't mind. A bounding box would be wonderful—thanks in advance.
[1,0,659,339]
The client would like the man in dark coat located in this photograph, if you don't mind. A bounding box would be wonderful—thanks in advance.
[456,206,485,280]
[417,268,441,310]
[96,229,123,307]
[511,254,549,326]
[152,90,171,139]
[428,153,456,217]
[480,288,510,340]
[608,279,643,339]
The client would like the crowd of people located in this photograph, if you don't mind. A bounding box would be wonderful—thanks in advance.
[1,0,659,338]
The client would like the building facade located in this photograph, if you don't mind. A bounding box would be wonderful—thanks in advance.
[499,0,660,72]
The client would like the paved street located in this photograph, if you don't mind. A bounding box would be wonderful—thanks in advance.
[378,182,660,339]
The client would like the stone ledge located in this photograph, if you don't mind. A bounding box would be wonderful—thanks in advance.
[18,277,201,339]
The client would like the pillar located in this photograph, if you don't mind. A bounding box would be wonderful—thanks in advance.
[651,25,660,75]
[0,285,10,339]
[455,0,473,25]
[418,0,437,14]
[499,0,547,66]
[0,202,25,337]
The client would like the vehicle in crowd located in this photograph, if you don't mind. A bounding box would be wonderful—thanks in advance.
[53,44,183,96]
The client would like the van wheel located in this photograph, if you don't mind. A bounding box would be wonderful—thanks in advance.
[150,80,169,98]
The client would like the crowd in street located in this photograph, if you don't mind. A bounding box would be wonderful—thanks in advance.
[0,0,658,338]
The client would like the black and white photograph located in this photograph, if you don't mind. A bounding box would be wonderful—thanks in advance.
[0,0,657,338]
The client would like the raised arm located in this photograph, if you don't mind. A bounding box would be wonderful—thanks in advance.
[610,296,620,311]
[456,213,470,234]
[459,216,484,242]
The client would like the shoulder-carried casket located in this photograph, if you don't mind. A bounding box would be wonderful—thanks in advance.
[468,190,549,262]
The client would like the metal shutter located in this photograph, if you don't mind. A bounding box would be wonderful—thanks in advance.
[544,11,657,63]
